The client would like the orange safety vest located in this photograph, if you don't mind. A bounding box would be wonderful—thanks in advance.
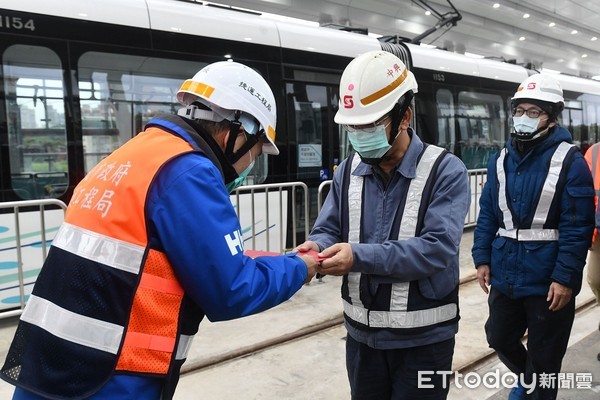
[68,127,193,374]
[1,126,200,398]
[584,143,600,243]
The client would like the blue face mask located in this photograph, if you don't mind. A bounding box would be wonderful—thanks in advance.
[347,123,392,163]
[226,159,254,193]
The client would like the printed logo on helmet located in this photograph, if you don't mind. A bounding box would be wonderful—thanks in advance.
[527,82,536,90]
[343,95,354,109]
[239,81,272,112]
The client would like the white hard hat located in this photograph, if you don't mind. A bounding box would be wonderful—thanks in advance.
[177,61,278,155]
[334,51,418,125]
[512,74,564,104]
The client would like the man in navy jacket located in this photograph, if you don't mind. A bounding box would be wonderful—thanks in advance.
[472,74,595,400]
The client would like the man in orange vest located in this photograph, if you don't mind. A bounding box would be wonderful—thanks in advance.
[584,142,600,362]
[1,61,317,399]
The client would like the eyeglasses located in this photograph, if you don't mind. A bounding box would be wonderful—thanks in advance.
[344,114,391,133]
[513,108,546,118]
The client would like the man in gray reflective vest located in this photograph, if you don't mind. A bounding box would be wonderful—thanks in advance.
[473,74,595,400]
[297,51,470,399]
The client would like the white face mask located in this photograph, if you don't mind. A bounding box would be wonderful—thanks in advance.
[512,115,545,134]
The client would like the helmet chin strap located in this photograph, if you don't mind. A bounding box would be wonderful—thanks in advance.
[225,111,260,164]
[389,92,413,146]
[180,105,258,168]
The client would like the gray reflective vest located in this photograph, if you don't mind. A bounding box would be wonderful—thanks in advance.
[496,141,575,241]
[341,145,458,332]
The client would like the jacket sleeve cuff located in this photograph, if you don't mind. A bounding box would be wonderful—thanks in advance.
[550,269,574,288]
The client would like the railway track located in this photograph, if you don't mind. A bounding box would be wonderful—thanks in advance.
[181,273,597,378]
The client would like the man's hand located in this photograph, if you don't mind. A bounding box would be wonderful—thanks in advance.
[317,243,353,276]
[476,264,491,294]
[295,240,320,253]
[547,282,572,311]
[298,254,318,284]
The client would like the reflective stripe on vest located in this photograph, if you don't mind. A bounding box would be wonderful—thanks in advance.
[589,143,600,197]
[496,141,574,241]
[347,155,365,310]
[52,222,145,275]
[585,144,600,243]
[21,222,195,361]
[343,145,457,329]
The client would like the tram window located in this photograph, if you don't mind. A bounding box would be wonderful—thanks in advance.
[457,92,505,169]
[287,84,327,180]
[565,109,583,149]
[436,89,456,152]
[585,103,599,145]
[292,70,340,85]
[78,52,270,184]
[582,99,600,146]
[578,94,600,150]
[3,45,68,200]
[78,53,202,172]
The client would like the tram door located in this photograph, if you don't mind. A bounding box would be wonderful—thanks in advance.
[285,79,340,238]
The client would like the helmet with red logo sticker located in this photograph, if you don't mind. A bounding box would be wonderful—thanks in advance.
[334,51,418,125]
[511,73,564,121]
[177,61,278,155]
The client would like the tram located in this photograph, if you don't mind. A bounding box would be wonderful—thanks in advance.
[1,0,600,310]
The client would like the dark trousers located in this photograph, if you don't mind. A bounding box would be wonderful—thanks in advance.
[346,334,455,400]
[485,287,575,400]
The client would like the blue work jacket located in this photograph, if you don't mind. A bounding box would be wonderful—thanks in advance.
[309,131,470,349]
[472,126,595,298]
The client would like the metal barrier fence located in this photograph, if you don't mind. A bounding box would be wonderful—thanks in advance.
[0,171,484,320]
[0,199,67,319]
[231,181,309,252]
[465,169,487,227]
[316,168,487,226]
[317,180,332,213]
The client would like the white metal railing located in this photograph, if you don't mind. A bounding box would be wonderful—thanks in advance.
[231,181,309,252]
[317,180,332,214]
[0,199,67,319]
[316,169,487,227]
[0,172,484,320]
[465,169,487,227]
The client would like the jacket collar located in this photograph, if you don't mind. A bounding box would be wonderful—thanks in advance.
[145,114,237,183]
[506,125,573,161]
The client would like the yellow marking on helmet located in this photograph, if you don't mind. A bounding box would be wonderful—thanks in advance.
[179,80,215,98]
[517,86,524,91]
[361,68,407,106]
[267,126,276,141]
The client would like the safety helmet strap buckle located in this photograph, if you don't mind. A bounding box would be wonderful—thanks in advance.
[177,105,222,122]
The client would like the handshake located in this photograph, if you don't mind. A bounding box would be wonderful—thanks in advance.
[244,241,354,284]
[294,241,354,284]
